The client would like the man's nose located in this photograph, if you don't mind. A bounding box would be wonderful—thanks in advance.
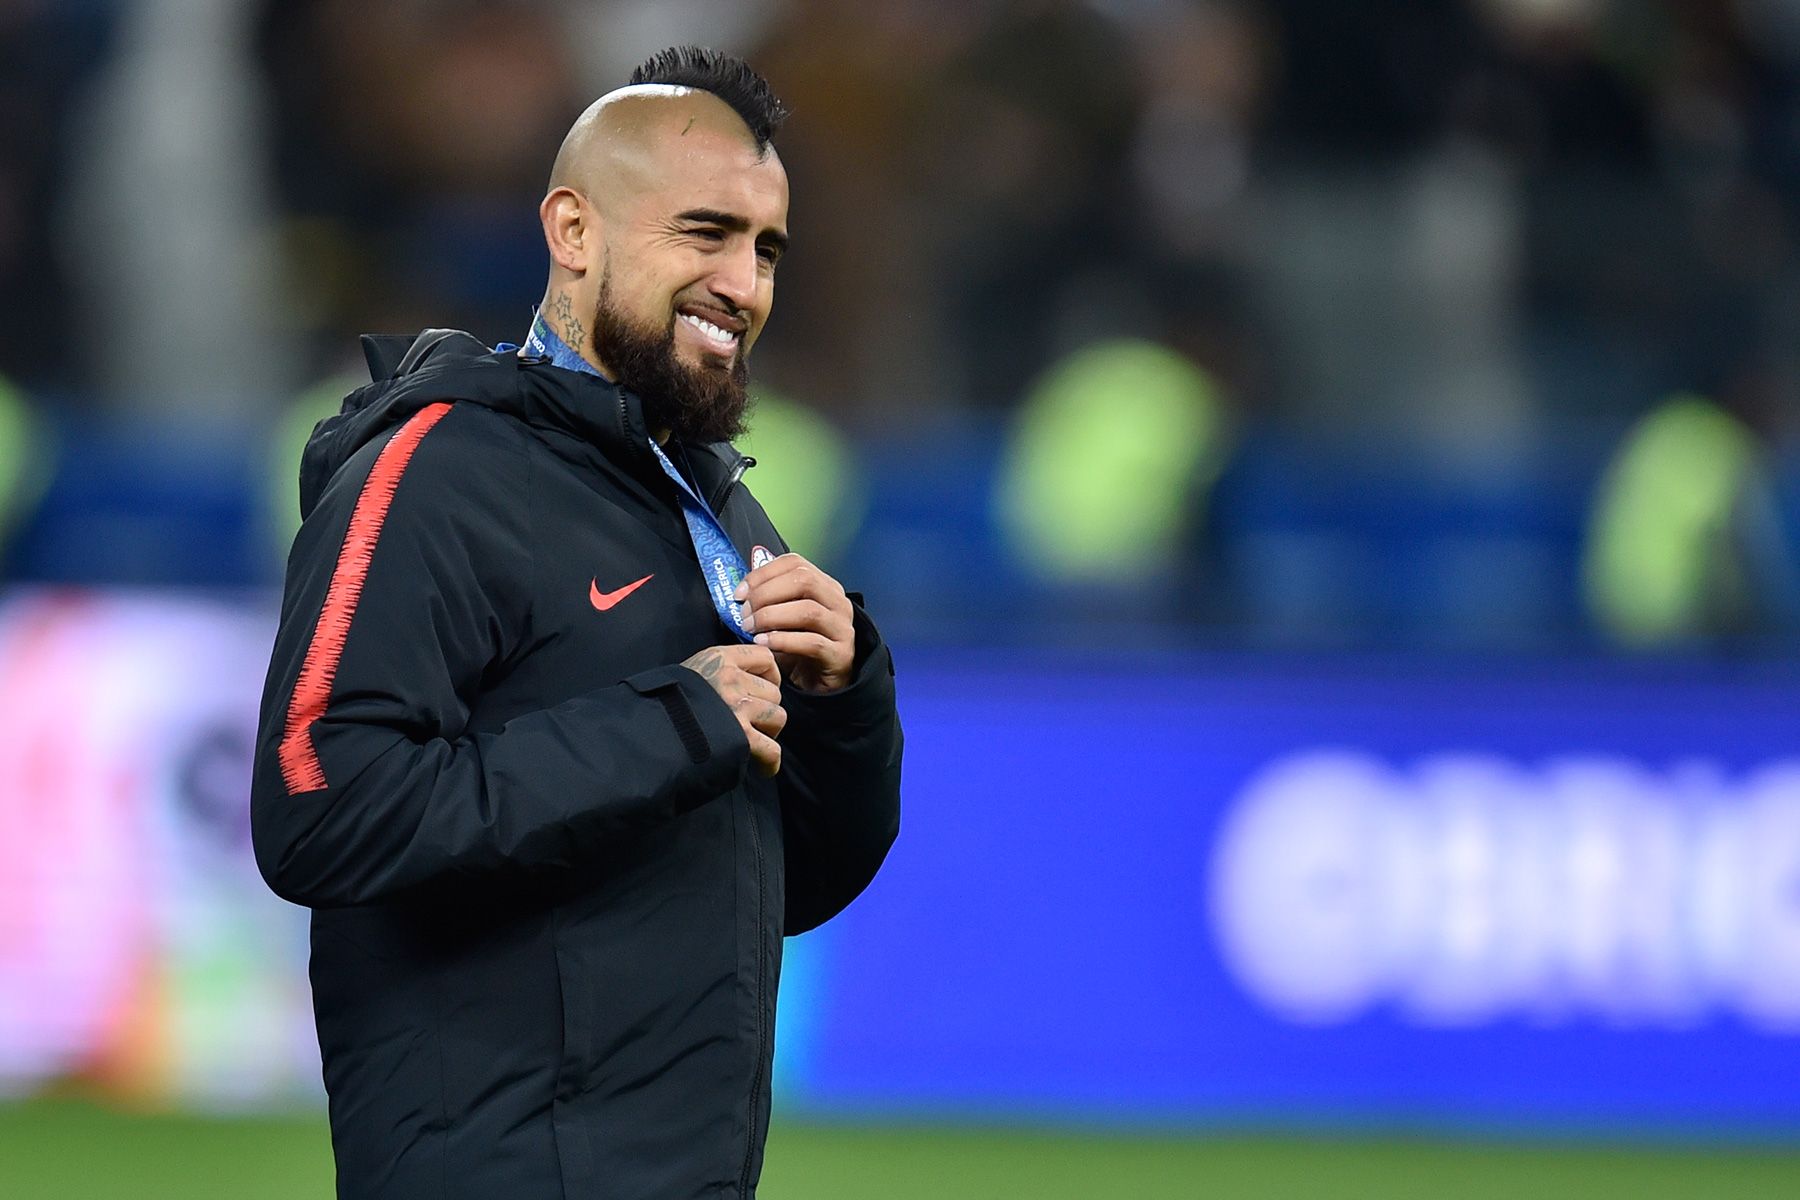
[708,244,759,311]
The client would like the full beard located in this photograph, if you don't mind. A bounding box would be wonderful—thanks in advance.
[592,276,752,445]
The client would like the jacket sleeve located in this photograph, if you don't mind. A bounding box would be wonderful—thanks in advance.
[251,404,749,908]
[776,599,903,935]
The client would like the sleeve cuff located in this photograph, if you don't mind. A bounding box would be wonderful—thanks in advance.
[782,603,896,728]
[628,664,751,780]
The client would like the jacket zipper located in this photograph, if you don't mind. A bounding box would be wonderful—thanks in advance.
[711,444,766,1194]
[712,453,754,515]
[619,393,636,458]
[618,390,770,1192]
[740,797,768,1196]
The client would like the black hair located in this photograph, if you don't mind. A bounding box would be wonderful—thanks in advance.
[629,46,788,149]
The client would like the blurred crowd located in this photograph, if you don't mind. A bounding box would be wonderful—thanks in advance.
[2,0,1800,650]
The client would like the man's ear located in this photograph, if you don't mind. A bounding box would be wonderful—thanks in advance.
[540,187,595,274]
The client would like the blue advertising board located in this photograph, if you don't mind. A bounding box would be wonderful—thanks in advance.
[5,591,1797,1131]
[778,651,1800,1134]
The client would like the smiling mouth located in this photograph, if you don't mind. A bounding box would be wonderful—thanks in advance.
[677,311,742,354]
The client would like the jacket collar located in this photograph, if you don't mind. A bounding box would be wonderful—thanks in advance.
[308,326,748,518]
[514,317,750,511]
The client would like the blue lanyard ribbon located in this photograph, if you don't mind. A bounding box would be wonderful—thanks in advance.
[649,440,755,641]
[517,315,754,641]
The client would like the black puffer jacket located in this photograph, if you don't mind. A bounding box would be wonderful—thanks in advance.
[251,331,902,1199]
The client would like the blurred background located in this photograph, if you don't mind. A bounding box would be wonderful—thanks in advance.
[5,0,1800,1196]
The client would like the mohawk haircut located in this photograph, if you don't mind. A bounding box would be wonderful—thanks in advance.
[629,46,789,150]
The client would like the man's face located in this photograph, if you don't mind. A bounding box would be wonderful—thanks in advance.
[592,126,789,442]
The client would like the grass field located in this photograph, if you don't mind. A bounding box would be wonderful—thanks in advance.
[4,1099,1799,1198]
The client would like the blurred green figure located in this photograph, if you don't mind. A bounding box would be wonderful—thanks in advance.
[995,338,1230,584]
[1584,394,1798,646]
[0,373,53,556]
[735,386,861,567]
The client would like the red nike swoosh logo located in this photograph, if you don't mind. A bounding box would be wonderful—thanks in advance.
[590,574,654,611]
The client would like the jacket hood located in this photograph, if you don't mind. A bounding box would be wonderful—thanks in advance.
[297,328,745,521]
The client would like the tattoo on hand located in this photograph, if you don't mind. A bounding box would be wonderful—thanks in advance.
[549,292,585,350]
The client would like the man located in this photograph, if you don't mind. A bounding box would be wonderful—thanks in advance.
[251,47,902,1199]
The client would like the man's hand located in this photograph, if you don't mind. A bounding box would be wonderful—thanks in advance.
[681,644,787,776]
[735,552,855,694]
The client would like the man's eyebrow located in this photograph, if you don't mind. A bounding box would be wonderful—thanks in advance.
[677,208,788,253]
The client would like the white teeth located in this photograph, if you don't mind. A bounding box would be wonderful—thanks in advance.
[681,313,737,346]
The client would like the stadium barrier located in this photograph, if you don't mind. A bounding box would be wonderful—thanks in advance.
[4,590,1798,1134]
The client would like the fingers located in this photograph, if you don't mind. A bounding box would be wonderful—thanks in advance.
[727,668,781,705]
[725,674,786,773]
[679,643,787,770]
[728,556,856,694]
[737,644,782,686]
[737,556,852,663]
[733,551,808,600]
[742,697,788,739]
[679,643,781,704]
[739,556,848,614]
[743,598,844,637]
[751,630,837,662]
[746,727,783,777]
[710,641,780,685]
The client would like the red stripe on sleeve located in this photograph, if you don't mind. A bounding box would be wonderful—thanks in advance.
[278,402,453,795]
